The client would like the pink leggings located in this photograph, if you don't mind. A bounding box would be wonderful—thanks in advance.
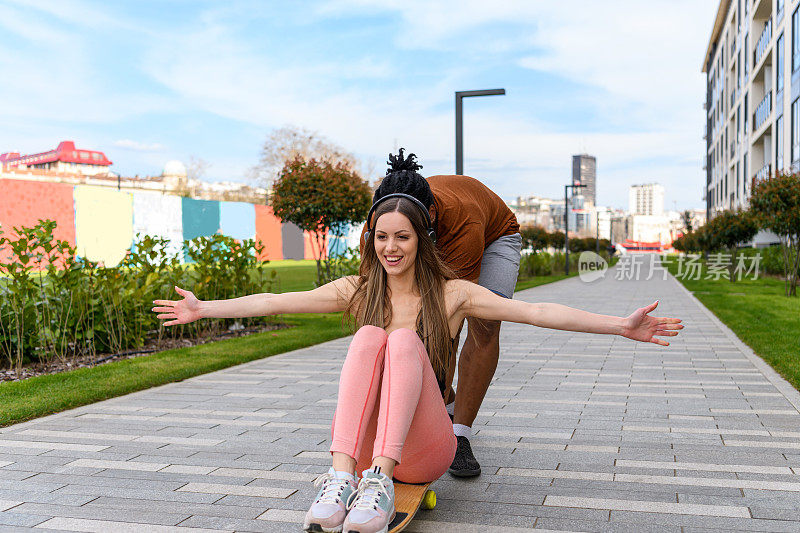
[330,325,457,483]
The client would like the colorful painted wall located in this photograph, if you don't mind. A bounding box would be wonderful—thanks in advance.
[0,179,76,264]
[0,178,328,266]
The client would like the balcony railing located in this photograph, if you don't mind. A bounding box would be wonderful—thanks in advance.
[754,18,772,66]
[754,91,772,131]
[754,162,771,182]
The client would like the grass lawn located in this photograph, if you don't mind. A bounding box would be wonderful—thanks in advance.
[0,259,582,427]
[665,259,800,392]
[265,260,321,293]
[515,272,579,291]
[0,314,347,427]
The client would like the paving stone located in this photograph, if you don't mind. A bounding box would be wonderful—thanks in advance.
[5,257,800,529]
[0,511,52,527]
[87,496,263,519]
[10,501,190,525]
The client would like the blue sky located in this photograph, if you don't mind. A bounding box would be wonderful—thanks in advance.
[1,0,718,211]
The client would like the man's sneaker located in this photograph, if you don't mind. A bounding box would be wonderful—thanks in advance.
[303,467,358,532]
[342,466,395,533]
[448,435,481,477]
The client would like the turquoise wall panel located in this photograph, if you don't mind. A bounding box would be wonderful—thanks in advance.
[181,198,220,241]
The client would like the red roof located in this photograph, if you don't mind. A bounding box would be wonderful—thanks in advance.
[1,141,112,167]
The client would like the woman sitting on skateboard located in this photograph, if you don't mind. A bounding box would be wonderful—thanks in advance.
[152,154,684,533]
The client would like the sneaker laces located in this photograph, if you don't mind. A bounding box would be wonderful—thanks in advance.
[313,472,350,505]
[346,476,390,511]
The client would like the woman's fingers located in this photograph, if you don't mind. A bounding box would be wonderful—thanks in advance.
[152,300,175,306]
[651,317,681,324]
[152,306,174,313]
[655,330,680,336]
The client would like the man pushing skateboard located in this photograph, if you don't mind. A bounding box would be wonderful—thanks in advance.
[363,148,522,478]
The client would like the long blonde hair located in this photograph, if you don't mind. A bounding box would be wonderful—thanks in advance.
[346,197,455,379]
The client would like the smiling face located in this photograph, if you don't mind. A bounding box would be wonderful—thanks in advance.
[373,210,418,277]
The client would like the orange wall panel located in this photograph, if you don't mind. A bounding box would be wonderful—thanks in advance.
[0,179,76,263]
[255,205,283,260]
[304,230,328,260]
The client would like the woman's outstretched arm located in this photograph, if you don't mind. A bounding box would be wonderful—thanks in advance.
[453,280,683,346]
[152,276,357,326]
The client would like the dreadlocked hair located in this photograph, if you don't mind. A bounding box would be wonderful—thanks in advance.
[374,148,434,210]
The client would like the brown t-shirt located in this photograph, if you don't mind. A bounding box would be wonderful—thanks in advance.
[361,175,519,282]
[428,175,518,281]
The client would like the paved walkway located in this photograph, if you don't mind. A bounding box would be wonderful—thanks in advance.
[2,256,800,532]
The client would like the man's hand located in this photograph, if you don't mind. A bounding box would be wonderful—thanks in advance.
[152,286,203,326]
[621,300,683,346]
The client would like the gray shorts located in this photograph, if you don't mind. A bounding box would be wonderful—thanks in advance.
[477,233,522,299]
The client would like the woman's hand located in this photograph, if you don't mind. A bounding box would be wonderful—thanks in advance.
[152,286,202,326]
[621,300,683,346]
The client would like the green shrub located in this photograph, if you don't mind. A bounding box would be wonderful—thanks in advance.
[0,220,277,375]
[735,246,788,277]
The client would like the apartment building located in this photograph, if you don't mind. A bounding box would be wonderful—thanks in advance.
[703,0,793,222]
[628,183,665,216]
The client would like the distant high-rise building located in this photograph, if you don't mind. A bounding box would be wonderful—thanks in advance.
[572,154,596,205]
[628,183,665,216]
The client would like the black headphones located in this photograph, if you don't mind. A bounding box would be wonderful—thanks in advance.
[363,193,436,244]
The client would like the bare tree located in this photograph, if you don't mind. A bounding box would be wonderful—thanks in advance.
[186,156,210,182]
[248,125,362,189]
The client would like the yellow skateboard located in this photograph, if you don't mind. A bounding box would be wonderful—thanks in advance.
[388,481,437,532]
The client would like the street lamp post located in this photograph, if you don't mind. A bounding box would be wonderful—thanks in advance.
[596,209,600,254]
[455,89,505,175]
[564,183,586,275]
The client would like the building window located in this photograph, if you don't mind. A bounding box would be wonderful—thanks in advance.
[794,6,800,72]
[737,105,741,142]
[738,0,741,28]
[744,92,749,136]
[778,33,785,91]
[736,164,740,201]
[738,51,742,88]
[777,115,784,171]
[744,34,749,79]
[743,153,748,196]
[793,98,800,165]
[778,0,784,20]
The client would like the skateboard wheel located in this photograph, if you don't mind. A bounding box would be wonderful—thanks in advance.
[422,489,437,510]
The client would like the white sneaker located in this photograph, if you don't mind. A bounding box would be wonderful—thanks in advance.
[303,467,359,532]
[342,466,395,533]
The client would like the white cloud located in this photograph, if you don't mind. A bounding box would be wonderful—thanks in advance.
[113,139,166,152]
[0,2,172,125]
[0,0,717,211]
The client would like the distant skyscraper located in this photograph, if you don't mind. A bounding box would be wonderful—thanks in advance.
[628,183,665,216]
[572,154,596,206]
